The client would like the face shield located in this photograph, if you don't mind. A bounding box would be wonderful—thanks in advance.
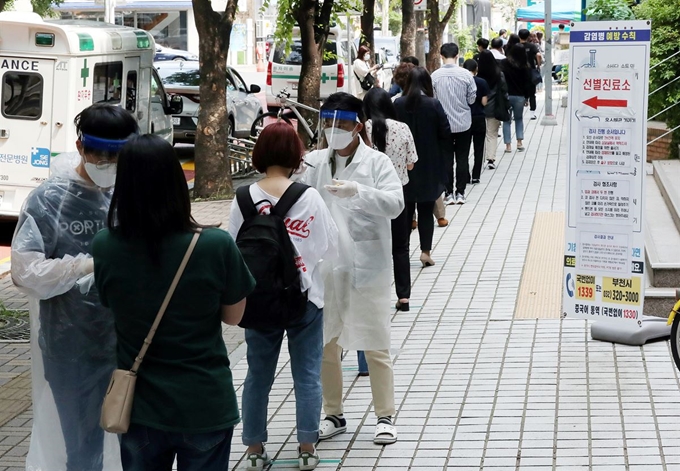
[318,109,360,151]
[78,133,131,188]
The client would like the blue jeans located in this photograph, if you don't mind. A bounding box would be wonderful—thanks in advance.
[121,423,233,471]
[242,301,323,445]
[43,355,114,471]
[502,95,526,144]
[357,351,369,373]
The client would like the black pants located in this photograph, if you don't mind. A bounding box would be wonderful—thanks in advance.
[446,130,471,196]
[529,83,537,111]
[470,116,486,180]
[391,205,411,300]
[406,201,435,252]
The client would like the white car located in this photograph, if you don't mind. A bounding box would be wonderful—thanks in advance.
[154,61,263,142]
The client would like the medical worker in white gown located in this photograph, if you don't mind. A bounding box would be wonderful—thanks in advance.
[11,104,138,471]
[301,92,404,446]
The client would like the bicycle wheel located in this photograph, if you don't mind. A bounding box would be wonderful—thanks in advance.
[250,112,293,139]
[671,314,680,372]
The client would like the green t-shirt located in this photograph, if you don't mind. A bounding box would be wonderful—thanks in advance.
[93,228,255,433]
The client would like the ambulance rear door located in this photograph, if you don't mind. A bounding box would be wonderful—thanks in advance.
[0,57,54,217]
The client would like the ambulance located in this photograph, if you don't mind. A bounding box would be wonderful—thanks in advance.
[0,11,182,217]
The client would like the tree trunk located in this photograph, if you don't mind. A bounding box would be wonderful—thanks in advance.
[415,11,425,66]
[381,0,389,35]
[361,0,376,59]
[426,0,457,72]
[400,0,415,57]
[192,0,237,198]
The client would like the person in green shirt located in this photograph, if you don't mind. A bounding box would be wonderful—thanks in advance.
[93,134,255,471]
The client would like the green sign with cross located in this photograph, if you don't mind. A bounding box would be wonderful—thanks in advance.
[321,73,330,84]
[80,59,89,87]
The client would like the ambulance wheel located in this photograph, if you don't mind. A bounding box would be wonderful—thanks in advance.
[250,112,292,139]
[671,314,680,373]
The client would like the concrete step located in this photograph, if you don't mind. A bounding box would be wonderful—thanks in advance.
[645,174,680,287]
[653,160,680,233]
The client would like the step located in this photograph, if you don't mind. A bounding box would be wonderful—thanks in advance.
[653,160,680,233]
[645,174,680,287]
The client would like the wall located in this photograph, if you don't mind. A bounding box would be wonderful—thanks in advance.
[647,121,673,161]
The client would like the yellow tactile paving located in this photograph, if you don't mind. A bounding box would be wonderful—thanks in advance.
[515,212,565,319]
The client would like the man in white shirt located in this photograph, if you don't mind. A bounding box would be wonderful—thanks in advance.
[490,37,506,61]
[431,43,477,205]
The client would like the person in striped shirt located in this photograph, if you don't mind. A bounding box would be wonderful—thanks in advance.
[431,43,477,205]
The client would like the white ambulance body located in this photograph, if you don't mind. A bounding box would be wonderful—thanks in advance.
[0,11,181,217]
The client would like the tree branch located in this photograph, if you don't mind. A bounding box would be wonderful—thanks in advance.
[439,0,457,26]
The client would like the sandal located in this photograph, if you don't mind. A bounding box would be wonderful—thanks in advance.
[319,416,346,440]
[374,421,398,445]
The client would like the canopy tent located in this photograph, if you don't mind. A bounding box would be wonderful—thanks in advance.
[516,0,582,24]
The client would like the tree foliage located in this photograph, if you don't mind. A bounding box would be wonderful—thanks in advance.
[584,0,635,20]
[0,0,63,17]
[635,0,680,158]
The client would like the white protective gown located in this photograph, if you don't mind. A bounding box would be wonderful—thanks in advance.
[302,138,404,351]
[11,152,121,471]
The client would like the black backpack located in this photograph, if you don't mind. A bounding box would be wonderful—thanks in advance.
[235,182,310,330]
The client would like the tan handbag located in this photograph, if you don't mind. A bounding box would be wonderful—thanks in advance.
[100,231,201,434]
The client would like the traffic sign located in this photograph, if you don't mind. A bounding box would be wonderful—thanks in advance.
[563,20,651,324]
[414,0,426,11]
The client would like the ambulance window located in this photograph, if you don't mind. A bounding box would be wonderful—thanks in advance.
[151,70,166,104]
[1,72,43,120]
[92,62,123,104]
[126,71,137,112]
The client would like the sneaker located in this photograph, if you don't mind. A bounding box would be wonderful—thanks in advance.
[298,447,320,470]
[487,160,496,170]
[444,193,455,205]
[455,193,466,204]
[531,113,537,120]
[470,178,480,184]
[245,445,271,471]
[319,415,347,440]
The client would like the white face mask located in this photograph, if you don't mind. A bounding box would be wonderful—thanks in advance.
[83,160,117,188]
[364,54,371,61]
[325,127,356,150]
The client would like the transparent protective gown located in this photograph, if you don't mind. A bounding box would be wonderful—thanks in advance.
[11,152,121,471]
[302,139,404,351]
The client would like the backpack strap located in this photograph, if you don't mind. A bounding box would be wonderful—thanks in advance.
[272,182,310,218]
[236,185,258,221]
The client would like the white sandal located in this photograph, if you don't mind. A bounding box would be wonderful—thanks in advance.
[373,422,398,445]
[319,417,346,440]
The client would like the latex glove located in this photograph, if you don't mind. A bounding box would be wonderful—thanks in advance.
[76,273,95,295]
[293,162,307,176]
[324,179,358,198]
[82,258,94,275]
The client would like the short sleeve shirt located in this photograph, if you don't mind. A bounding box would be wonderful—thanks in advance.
[470,76,490,117]
[364,119,418,185]
[93,228,255,433]
[524,42,540,69]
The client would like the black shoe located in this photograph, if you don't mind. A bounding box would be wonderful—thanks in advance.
[471,178,480,184]
[395,300,410,311]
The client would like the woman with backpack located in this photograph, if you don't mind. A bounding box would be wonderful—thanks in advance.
[93,135,255,470]
[363,87,418,311]
[228,122,338,471]
[478,50,509,170]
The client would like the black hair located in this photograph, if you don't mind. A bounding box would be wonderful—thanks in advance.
[320,92,370,146]
[505,33,521,52]
[74,103,138,159]
[363,88,396,153]
[108,134,209,264]
[558,24,565,30]
[506,44,529,69]
[477,50,501,88]
[440,43,459,59]
[477,38,489,49]
[463,59,478,73]
[404,66,434,112]
[401,56,419,66]
[491,37,504,50]
[518,29,530,40]
[499,29,507,36]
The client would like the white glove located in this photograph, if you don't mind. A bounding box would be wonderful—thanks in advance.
[76,272,95,295]
[82,257,95,275]
[324,179,358,198]
[293,162,308,176]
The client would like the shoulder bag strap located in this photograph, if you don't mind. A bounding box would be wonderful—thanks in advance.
[129,230,201,374]
[272,182,310,218]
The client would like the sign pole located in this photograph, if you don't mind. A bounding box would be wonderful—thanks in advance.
[541,0,558,126]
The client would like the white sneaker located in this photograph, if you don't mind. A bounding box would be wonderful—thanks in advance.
[455,193,466,204]
[487,160,496,170]
[298,447,320,470]
[531,113,537,120]
[245,445,271,471]
[444,194,455,205]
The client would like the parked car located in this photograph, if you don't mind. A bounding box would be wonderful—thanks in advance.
[154,45,198,62]
[154,61,263,143]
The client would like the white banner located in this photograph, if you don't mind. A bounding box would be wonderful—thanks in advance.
[563,20,651,323]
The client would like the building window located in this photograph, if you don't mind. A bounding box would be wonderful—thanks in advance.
[93,62,123,104]
[1,72,43,120]
[126,71,137,112]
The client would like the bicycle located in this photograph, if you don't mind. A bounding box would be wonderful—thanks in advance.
[250,89,319,146]
[667,292,680,371]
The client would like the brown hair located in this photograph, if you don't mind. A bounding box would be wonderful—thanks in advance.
[393,62,415,90]
[251,121,305,172]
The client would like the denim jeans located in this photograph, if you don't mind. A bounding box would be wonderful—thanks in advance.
[242,301,323,445]
[357,351,369,373]
[502,95,526,144]
[121,423,233,471]
[42,355,114,471]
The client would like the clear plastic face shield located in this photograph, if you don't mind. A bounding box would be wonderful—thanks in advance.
[319,109,361,152]
[77,133,131,188]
